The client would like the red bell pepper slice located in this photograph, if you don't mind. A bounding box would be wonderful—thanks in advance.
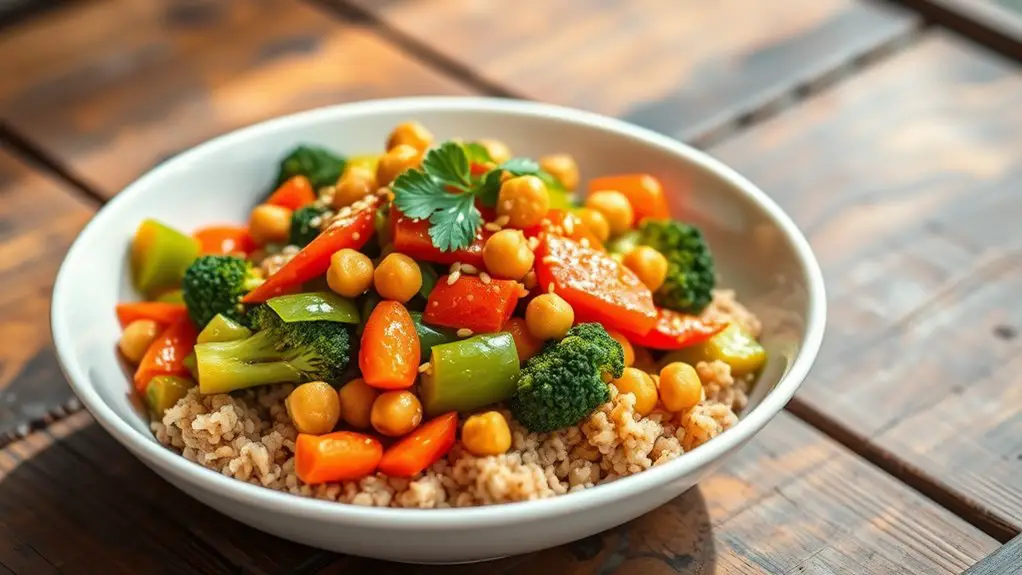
[193,225,256,256]
[616,307,728,350]
[116,301,189,329]
[588,173,670,223]
[424,275,520,334]
[266,175,316,210]
[391,211,491,267]
[243,194,379,303]
[134,317,198,392]
[377,412,458,478]
[534,234,657,335]
[359,301,420,390]
[522,209,603,250]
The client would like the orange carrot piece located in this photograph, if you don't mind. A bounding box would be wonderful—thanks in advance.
[266,175,316,210]
[423,275,520,334]
[588,173,670,222]
[295,431,383,484]
[377,412,457,478]
[133,317,198,393]
[116,301,189,329]
[359,301,420,390]
[193,225,256,256]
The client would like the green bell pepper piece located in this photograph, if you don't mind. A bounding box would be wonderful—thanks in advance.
[266,292,359,324]
[155,289,185,304]
[197,313,253,344]
[420,333,520,417]
[660,323,766,377]
[146,375,195,417]
[182,352,199,381]
[131,219,199,298]
[408,311,458,362]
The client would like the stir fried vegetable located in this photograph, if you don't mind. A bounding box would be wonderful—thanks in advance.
[420,333,519,416]
[131,219,199,298]
[182,255,264,328]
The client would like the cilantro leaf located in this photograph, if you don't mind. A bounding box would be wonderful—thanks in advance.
[463,142,493,165]
[422,142,471,191]
[428,193,481,252]
[500,157,539,174]
[391,170,444,220]
[476,157,543,207]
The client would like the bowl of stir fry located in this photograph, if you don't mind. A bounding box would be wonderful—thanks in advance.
[52,97,825,563]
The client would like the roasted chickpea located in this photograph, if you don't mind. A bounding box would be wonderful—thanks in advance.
[525,293,574,340]
[606,329,635,367]
[333,166,376,209]
[477,139,511,164]
[374,253,422,302]
[248,204,292,245]
[386,121,433,152]
[611,367,658,416]
[496,175,550,228]
[482,229,535,280]
[623,246,669,292]
[370,390,423,437]
[338,378,379,429]
[575,208,610,243]
[504,317,543,362]
[286,381,341,435]
[461,411,512,456]
[658,362,704,412]
[538,154,579,191]
[585,190,634,236]
[376,144,422,186]
[327,248,374,298]
[119,319,160,365]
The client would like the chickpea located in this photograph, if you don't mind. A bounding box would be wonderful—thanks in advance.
[376,144,422,186]
[333,166,376,209]
[483,229,535,280]
[525,293,574,340]
[286,381,341,435]
[611,367,658,417]
[477,139,512,164]
[606,329,635,367]
[386,121,433,152]
[623,246,669,292]
[496,175,550,228]
[370,390,423,437]
[374,252,422,302]
[658,362,704,412]
[504,317,543,362]
[248,204,292,245]
[585,190,634,236]
[327,249,374,298]
[338,378,379,429]
[538,154,579,191]
[575,208,610,243]
[119,319,160,364]
[461,411,512,456]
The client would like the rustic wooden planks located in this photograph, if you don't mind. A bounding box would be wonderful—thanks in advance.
[0,149,94,445]
[0,0,472,196]
[343,0,918,140]
[708,31,1022,539]
[0,411,997,573]
[895,0,1022,59]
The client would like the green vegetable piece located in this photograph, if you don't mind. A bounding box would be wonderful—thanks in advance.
[146,375,195,417]
[418,263,438,300]
[660,323,766,377]
[131,219,199,298]
[266,292,359,324]
[356,292,381,337]
[197,313,253,344]
[276,145,346,190]
[183,352,199,380]
[290,205,327,247]
[510,323,624,433]
[155,289,185,304]
[374,202,392,247]
[182,255,264,328]
[537,171,578,210]
[408,311,457,361]
[420,333,520,417]
[195,305,351,394]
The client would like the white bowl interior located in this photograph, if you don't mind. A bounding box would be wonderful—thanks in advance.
[52,97,824,561]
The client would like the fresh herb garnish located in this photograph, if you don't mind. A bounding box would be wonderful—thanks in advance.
[391,140,542,252]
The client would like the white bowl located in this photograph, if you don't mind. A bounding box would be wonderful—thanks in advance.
[51,97,825,564]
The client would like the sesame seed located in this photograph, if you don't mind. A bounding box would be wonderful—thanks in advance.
[484,222,501,232]
[527,237,540,251]
[431,301,439,307]
[447,270,461,285]
[418,362,432,374]
[541,256,559,265]
[309,217,322,228]
[547,283,556,294]
[467,294,475,302]
[352,232,360,241]
[580,237,591,249]
[517,284,529,297]
[495,215,511,227]
[479,272,491,285]
[501,200,513,212]
[457,328,473,338]
[450,262,462,273]
[460,263,478,275]
[563,216,575,235]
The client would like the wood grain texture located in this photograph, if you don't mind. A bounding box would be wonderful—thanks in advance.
[893,0,1022,59]
[964,533,1022,574]
[0,149,94,445]
[343,0,918,140]
[0,0,472,196]
[709,31,1022,537]
[0,411,996,574]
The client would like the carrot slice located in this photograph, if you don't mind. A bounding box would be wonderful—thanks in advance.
[424,275,520,334]
[588,174,670,222]
[133,317,198,393]
[360,301,420,390]
[615,308,727,350]
[116,301,189,329]
[521,209,603,250]
[377,412,457,478]
[295,431,383,484]
[193,225,256,256]
[266,175,316,210]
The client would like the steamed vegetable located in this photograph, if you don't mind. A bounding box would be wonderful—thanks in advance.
[275,146,346,191]
[193,225,256,256]
[267,175,316,210]
[196,313,252,344]
[116,301,189,329]
[289,205,327,247]
[134,317,199,393]
[409,311,458,361]
[146,375,195,417]
[391,211,490,267]
[295,431,382,484]
[377,412,457,478]
[617,308,727,350]
[131,219,199,297]
[359,301,419,390]
[660,323,766,376]
[266,292,359,324]
[423,275,520,334]
[420,333,520,416]
[510,323,624,432]
[182,255,264,328]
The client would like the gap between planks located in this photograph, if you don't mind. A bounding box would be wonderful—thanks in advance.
[884,0,1022,61]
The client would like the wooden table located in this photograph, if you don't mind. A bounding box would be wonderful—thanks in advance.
[1,0,1020,572]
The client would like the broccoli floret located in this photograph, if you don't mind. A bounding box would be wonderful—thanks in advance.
[289,205,326,247]
[195,305,352,394]
[611,220,715,314]
[275,145,346,190]
[182,255,264,328]
[509,323,625,432]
